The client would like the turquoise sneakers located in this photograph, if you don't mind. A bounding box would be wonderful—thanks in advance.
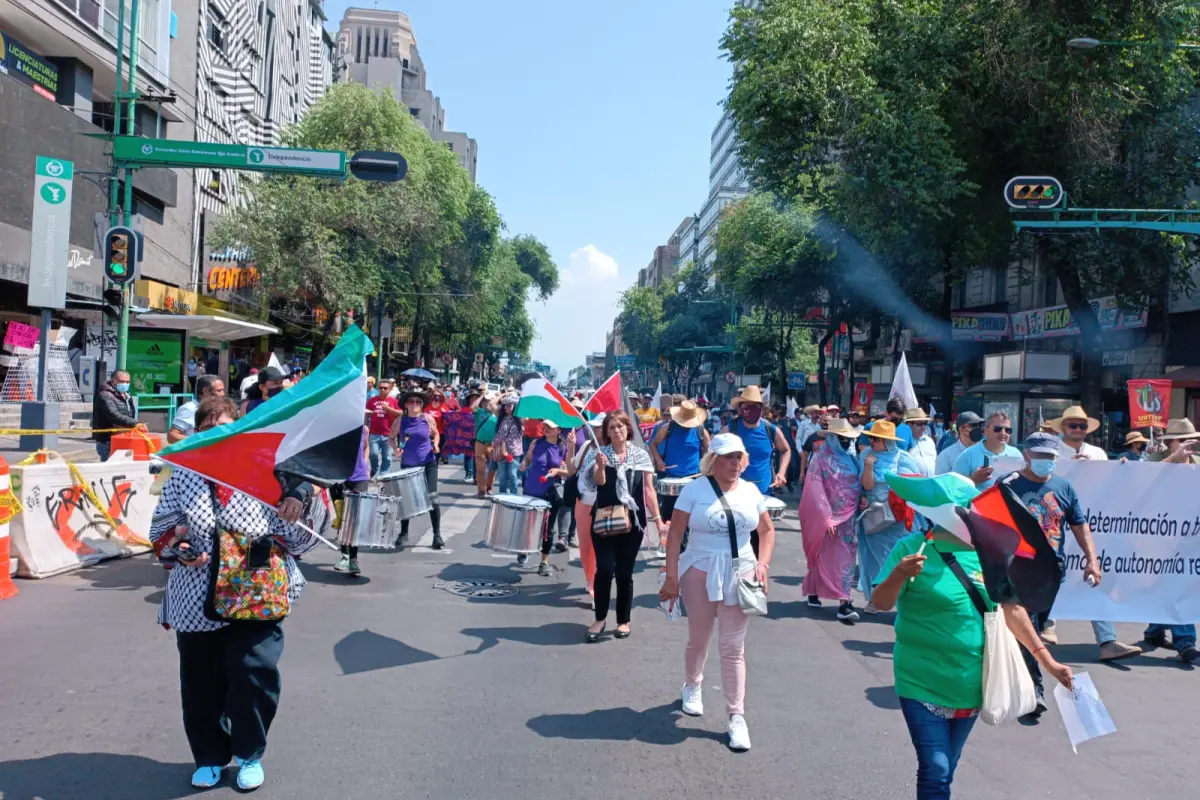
[190,766,222,788]
[234,758,264,790]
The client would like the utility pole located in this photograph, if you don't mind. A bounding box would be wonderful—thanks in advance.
[106,0,141,371]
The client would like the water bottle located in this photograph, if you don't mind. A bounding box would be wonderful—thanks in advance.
[658,570,681,621]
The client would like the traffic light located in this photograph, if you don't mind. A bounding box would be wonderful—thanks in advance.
[102,288,123,320]
[1004,176,1065,209]
[104,225,137,285]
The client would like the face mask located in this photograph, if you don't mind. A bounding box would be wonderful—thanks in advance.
[266,387,282,398]
[115,382,130,393]
[1030,459,1056,478]
[740,405,763,425]
[968,426,983,443]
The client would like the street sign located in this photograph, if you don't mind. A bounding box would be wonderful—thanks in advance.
[440,352,453,366]
[474,352,484,363]
[615,355,636,368]
[787,371,807,390]
[724,371,738,384]
[349,150,408,182]
[1004,176,1064,210]
[28,156,73,309]
[112,137,347,177]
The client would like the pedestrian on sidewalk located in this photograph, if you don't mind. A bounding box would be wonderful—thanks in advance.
[148,396,319,791]
[521,420,574,576]
[871,515,1074,800]
[659,433,775,752]
[91,369,138,461]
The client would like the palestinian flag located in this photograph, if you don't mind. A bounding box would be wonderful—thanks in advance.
[885,473,1061,613]
[158,325,373,505]
[515,375,588,429]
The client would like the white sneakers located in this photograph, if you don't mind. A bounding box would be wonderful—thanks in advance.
[681,684,704,716]
[727,714,751,751]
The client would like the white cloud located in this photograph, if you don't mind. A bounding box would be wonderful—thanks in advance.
[529,244,623,377]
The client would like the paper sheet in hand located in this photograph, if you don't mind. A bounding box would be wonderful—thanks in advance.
[1053,672,1116,753]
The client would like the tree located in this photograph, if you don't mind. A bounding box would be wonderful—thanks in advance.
[723,0,1200,413]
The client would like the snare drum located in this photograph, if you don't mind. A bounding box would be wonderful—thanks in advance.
[655,476,695,497]
[764,497,786,521]
[485,494,552,553]
[378,467,433,520]
[339,492,396,548]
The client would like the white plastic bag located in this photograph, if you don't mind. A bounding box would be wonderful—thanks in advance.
[1053,672,1116,753]
[980,610,1038,725]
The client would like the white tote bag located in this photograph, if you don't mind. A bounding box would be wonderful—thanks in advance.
[980,610,1037,726]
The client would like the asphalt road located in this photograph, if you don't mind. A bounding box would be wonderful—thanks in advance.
[0,466,1194,800]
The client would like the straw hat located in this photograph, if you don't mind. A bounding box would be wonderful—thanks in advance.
[1048,405,1100,434]
[1123,431,1150,446]
[802,404,821,415]
[818,417,862,439]
[669,399,707,429]
[862,419,903,441]
[730,385,765,406]
[904,407,932,423]
[1160,418,1200,441]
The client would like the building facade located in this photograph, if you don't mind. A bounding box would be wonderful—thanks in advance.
[335,7,477,182]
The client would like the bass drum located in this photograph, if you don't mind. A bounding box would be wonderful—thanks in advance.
[485,494,551,554]
[764,497,787,521]
[378,467,433,520]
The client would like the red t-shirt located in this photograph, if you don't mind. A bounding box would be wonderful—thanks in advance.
[366,396,399,436]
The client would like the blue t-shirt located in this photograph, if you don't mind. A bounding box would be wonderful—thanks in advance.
[661,423,702,477]
[730,418,775,495]
[865,418,914,450]
[1001,472,1084,554]
[952,441,1023,490]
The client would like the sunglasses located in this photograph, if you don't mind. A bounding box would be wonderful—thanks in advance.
[992,426,1013,434]
[1064,422,1089,431]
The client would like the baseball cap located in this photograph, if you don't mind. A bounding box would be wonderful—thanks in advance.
[955,411,984,426]
[709,433,748,456]
[1024,432,1060,456]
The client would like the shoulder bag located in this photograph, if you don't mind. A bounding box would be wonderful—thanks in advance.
[204,484,290,622]
[937,548,1036,725]
[707,476,768,616]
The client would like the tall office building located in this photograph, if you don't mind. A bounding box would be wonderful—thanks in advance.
[335,8,478,183]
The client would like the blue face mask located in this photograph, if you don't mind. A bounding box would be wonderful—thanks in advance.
[1030,458,1056,478]
[115,382,131,393]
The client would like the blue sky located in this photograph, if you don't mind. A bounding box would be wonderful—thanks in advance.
[323,1,735,376]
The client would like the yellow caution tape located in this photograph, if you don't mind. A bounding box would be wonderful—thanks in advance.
[17,450,151,547]
[0,427,138,436]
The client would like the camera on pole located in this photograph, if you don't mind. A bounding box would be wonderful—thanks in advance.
[104,225,137,285]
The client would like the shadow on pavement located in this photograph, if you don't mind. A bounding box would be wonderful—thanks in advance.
[0,752,195,800]
[1050,642,1187,671]
[842,639,894,660]
[864,685,901,710]
[772,574,804,587]
[527,702,725,745]
[144,589,165,605]
[75,555,166,592]
[298,561,373,586]
[433,562,519,584]
[334,628,440,675]
[460,621,588,654]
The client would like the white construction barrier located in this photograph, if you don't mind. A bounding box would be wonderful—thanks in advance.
[9,450,156,579]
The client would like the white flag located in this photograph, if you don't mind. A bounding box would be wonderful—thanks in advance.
[651,380,662,412]
[889,353,919,410]
[786,396,798,419]
[763,383,772,407]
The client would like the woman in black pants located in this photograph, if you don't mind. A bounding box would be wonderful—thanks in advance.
[392,391,445,549]
[580,411,661,642]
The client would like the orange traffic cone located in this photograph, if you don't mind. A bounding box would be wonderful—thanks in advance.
[0,457,20,600]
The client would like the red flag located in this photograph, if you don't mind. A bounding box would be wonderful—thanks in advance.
[1127,379,1170,429]
[584,372,624,415]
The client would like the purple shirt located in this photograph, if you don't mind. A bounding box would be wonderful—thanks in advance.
[349,427,370,482]
[399,415,435,467]
[523,438,567,497]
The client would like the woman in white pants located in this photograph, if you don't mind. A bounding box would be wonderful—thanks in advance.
[659,433,775,751]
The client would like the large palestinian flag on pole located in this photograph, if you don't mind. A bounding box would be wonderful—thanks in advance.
[885,473,1061,613]
[158,325,373,505]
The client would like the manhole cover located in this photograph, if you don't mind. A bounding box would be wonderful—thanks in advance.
[435,579,519,599]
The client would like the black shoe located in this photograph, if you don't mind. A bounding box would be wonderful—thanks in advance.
[586,623,606,643]
[1027,686,1048,718]
[553,540,568,554]
[1144,631,1170,650]
[806,595,822,609]
[836,602,860,623]
[394,532,408,548]
[1180,646,1200,665]
[431,535,445,550]
[537,561,551,577]
[614,627,631,640]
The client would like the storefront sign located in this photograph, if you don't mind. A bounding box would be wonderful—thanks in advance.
[1010,296,1148,340]
[206,264,261,291]
[951,312,1010,341]
[1127,379,1170,429]
[851,382,874,415]
[126,329,184,394]
[136,280,198,315]
[1101,350,1135,367]
[0,32,59,101]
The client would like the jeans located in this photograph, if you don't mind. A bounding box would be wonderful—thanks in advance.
[95,441,111,461]
[369,434,392,477]
[464,446,475,480]
[899,697,977,800]
[494,459,519,495]
[1145,623,1197,653]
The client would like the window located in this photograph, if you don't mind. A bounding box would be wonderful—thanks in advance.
[208,170,222,194]
[409,107,420,117]
[355,29,361,63]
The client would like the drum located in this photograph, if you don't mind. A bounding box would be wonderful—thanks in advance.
[485,494,551,553]
[656,476,695,496]
[339,492,395,549]
[378,467,433,520]
[764,497,787,521]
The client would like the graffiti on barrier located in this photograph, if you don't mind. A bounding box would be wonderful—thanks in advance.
[44,474,140,552]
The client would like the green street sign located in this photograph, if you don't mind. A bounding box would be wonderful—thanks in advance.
[29,156,74,309]
[112,136,346,177]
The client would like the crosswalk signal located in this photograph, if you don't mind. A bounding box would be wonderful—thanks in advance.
[102,287,123,320]
[1004,176,1065,210]
[104,225,137,285]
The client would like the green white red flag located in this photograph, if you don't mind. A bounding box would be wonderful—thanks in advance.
[515,376,587,429]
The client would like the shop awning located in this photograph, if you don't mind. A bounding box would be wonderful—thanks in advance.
[133,314,279,341]
[964,381,1077,396]
[1162,366,1200,389]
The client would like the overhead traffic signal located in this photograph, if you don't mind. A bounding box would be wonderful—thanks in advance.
[1004,176,1065,210]
[104,225,137,285]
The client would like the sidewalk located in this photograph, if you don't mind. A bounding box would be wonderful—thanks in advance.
[0,433,101,465]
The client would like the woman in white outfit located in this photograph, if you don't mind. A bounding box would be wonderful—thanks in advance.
[659,433,775,751]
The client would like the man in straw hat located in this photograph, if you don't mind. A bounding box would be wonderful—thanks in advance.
[1049,405,1107,461]
[903,407,938,477]
[1148,418,1200,464]
[794,404,823,454]
[721,385,791,497]
[1118,430,1150,462]
[649,400,711,538]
